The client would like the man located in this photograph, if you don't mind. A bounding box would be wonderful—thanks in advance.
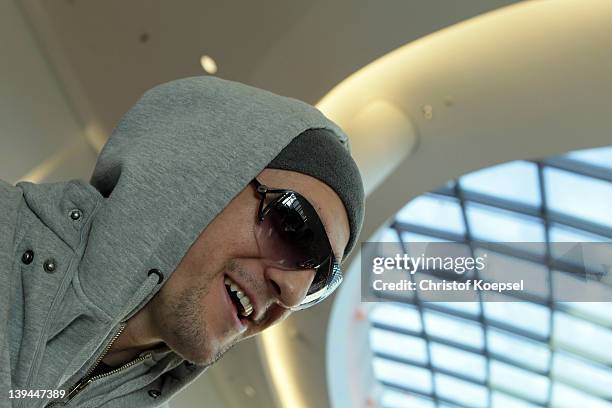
[0,76,364,407]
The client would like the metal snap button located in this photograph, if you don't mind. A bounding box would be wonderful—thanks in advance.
[148,389,161,399]
[148,268,164,284]
[43,258,57,273]
[69,209,82,220]
[21,250,34,265]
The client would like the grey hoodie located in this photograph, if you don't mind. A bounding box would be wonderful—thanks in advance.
[0,76,351,407]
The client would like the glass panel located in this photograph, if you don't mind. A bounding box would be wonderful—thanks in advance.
[565,146,612,170]
[380,389,435,408]
[423,310,484,349]
[550,382,611,408]
[460,161,541,206]
[558,302,612,326]
[544,167,612,229]
[434,373,488,408]
[368,147,612,408]
[475,248,549,299]
[552,352,612,399]
[373,358,432,393]
[552,269,612,303]
[396,194,465,235]
[483,301,551,338]
[491,392,540,408]
[553,312,612,365]
[377,226,401,242]
[466,202,546,243]
[430,342,487,381]
[490,361,549,404]
[369,304,422,333]
[487,328,551,372]
[432,302,481,317]
[370,329,428,364]
[400,231,450,243]
[548,223,611,242]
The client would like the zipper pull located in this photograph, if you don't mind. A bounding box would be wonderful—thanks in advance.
[65,378,93,402]
[44,378,89,408]
[44,380,88,408]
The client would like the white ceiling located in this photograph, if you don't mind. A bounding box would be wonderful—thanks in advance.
[19,0,518,138]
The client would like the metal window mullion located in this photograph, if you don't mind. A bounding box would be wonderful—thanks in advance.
[433,184,612,240]
[393,226,441,407]
[391,222,612,290]
[373,291,550,343]
[537,161,555,408]
[373,350,487,387]
[553,302,612,330]
[392,221,466,242]
[379,380,472,408]
[541,157,612,183]
[372,320,551,376]
[423,303,549,343]
[454,179,493,408]
[547,326,612,369]
[380,379,549,408]
[547,209,612,239]
[373,306,612,371]
[458,190,541,218]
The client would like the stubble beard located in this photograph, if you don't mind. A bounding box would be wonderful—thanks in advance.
[168,263,239,366]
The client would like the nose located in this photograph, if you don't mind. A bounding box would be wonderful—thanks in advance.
[265,266,316,308]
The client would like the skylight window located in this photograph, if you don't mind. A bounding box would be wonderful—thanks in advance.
[566,146,612,170]
[544,167,612,229]
[396,194,465,236]
[368,146,612,408]
[460,160,541,207]
[465,203,545,243]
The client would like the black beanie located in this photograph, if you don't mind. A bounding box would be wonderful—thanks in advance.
[266,128,365,260]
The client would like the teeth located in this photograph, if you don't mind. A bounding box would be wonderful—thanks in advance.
[224,276,254,317]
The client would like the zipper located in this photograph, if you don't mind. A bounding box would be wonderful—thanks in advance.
[45,322,152,407]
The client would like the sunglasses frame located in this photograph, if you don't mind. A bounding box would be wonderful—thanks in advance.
[251,178,343,310]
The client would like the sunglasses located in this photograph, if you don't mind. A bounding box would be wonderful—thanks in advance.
[252,178,343,310]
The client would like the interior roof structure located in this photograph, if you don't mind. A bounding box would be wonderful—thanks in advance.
[369,147,612,408]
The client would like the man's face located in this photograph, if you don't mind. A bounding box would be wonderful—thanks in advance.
[148,168,350,365]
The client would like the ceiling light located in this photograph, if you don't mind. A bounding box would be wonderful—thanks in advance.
[200,55,217,74]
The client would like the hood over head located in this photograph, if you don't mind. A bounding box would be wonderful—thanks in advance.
[83,76,361,322]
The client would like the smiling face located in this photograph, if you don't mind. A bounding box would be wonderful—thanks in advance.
[147,168,350,365]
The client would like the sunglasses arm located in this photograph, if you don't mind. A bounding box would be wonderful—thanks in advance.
[252,178,294,222]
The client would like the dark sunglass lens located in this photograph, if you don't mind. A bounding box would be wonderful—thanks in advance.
[256,194,331,270]
[278,211,313,245]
